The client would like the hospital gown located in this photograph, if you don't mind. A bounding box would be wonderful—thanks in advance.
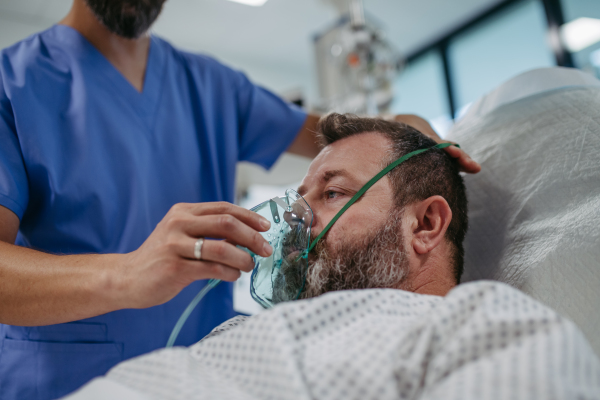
[67,281,600,400]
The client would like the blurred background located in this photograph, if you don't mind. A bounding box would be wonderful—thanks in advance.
[2,0,599,312]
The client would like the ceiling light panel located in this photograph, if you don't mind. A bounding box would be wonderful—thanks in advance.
[227,0,269,6]
[561,18,600,53]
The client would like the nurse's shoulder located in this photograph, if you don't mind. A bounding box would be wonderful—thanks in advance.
[153,35,251,91]
[1,26,76,92]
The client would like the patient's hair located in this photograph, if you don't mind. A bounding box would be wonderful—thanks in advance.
[317,113,468,283]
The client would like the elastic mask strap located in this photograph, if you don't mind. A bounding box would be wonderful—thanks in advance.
[298,142,459,259]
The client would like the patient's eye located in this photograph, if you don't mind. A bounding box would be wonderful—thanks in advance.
[325,190,342,200]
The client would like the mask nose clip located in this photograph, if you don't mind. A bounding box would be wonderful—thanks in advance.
[271,196,305,228]
[271,196,292,211]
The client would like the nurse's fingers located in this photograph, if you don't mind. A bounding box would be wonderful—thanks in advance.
[178,202,271,233]
[178,237,254,273]
[442,143,481,174]
[181,214,273,258]
[179,259,242,282]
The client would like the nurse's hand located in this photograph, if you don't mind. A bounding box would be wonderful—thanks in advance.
[393,114,481,174]
[120,202,273,309]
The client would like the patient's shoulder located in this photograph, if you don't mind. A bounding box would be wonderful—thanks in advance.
[201,315,251,342]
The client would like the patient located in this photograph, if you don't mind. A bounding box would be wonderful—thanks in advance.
[66,114,600,400]
[287,113,466,301]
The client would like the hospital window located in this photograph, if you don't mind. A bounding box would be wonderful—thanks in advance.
[389,51,453,137]
[447,0,555,116]
[396,0,600,125]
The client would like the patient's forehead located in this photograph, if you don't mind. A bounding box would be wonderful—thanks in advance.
[304,132,391,186]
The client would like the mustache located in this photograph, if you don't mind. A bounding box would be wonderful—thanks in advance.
[270,226,312,304]
[270,230,332,304]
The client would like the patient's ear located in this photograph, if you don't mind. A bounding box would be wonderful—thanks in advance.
[411,196,452,255]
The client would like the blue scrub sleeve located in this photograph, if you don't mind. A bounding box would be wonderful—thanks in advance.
[235,73,308,170]
[0,76,28,220]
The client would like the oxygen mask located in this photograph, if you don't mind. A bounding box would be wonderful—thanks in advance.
[243,189,313,308]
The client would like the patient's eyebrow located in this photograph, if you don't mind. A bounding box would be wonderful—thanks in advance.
[321,169,349,183]
[297,169,350,196]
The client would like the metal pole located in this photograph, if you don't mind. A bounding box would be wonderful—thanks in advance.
[440,41,457,120]
[349,0,366,28]
[541,0,575,67]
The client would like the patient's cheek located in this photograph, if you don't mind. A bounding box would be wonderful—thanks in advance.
[329,213,384,246]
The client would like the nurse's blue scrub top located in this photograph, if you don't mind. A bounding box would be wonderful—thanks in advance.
[0,25,307,399]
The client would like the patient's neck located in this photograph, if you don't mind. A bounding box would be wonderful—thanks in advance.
[406,260,456,297]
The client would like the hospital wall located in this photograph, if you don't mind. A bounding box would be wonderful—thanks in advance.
[0,0,318,105]
[2,0,599,137]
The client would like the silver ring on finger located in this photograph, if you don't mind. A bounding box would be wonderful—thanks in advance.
[194,238,204,260]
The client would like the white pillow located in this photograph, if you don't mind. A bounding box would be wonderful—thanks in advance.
[446,68,600,355]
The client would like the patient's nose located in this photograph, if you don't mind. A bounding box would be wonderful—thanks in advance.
[309,207,326,233]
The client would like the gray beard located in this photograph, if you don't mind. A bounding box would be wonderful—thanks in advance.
[272,212,410,303]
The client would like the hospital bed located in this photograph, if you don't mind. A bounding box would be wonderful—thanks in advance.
[64,67,600,399]
[445,67,600,356]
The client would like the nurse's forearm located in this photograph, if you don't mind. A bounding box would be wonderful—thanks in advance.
[0,241,127,326]
[0,201,274,326]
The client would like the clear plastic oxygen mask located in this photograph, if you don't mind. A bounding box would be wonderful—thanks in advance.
[166,189,312,347]
[245,189,313,308]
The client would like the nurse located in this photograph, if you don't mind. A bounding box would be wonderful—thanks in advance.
[0,0,480,398]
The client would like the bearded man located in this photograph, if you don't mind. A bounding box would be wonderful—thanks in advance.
[277,113,467,302]
[0,1,482,398]
[63,113,600,400]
